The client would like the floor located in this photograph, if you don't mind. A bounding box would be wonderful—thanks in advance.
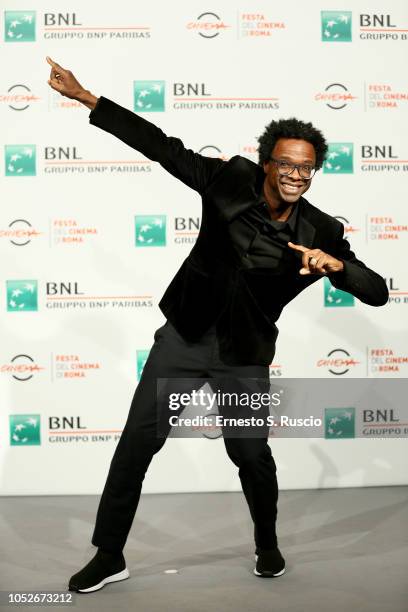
[1,487,407,611]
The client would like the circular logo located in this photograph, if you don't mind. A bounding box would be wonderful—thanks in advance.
[327,348,355,376]
[197,12,222,38]
[8,219,33,246]
[10,354,36,381]
[201,412,223,439]
[7,84,32,111]
[324,83,349,110]
[198,145,223,158]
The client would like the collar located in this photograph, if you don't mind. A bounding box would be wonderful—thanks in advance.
[256,191,298,234]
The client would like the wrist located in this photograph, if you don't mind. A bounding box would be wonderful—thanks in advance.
[332,259,344,273]
[76,89,98,110]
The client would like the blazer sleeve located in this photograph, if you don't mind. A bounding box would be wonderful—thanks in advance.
[88,96,225,194]
[327,222,389,306]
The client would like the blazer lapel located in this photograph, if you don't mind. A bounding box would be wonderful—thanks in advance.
[295,198,316,248]
[210,156,265,223]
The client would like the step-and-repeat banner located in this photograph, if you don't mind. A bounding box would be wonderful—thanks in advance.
[1,1,407,495]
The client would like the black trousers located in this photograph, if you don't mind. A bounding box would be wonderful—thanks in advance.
[91,321,279,552]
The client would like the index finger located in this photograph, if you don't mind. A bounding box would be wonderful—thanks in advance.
[46,56,64,72]
[287,241,309,253]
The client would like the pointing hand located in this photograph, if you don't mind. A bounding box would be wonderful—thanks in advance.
[46,56,85,99]
[288,241,344,275]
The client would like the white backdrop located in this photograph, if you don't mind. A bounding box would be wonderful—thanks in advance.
[1,0,407,495]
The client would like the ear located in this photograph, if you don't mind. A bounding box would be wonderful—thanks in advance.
[263,160,270,174]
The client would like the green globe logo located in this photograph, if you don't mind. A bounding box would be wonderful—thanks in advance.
[135,215,166,247]
[136,350,150,381]
[133,81,165,112]
[5,145,36,176]
[325,408,355,439]
[5,11,36,42]
[321,11,352,42]
[324,278,354,307]
[7,280,38,312]
[9,414,41,445]
[323,143,353,174]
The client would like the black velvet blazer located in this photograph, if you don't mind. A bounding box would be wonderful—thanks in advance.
[90,97,388,365]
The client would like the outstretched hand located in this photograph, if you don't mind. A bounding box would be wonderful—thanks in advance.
[288,241,344,275]
[46,56,85,99]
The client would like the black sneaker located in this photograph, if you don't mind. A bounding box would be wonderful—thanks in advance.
[68,550,129,593]
[253,547,285,577]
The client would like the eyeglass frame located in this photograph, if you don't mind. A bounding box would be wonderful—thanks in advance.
[269,157,317,180]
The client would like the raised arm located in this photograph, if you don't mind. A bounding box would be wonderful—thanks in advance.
[46,56,98,110]
[46,57,225,193]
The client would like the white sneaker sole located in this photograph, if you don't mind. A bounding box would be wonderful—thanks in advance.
[253,554,285,577]
[77,568,130,593]
[253,566,285,577]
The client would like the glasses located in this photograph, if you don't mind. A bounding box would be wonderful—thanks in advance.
[270,157,316,180]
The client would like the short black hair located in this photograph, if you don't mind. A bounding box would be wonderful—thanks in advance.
[257,118,328,170]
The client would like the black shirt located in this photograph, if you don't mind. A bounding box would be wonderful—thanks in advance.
[237,194,298,269]
[214,191,301,355]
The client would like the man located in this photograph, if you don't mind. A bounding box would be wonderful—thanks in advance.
[46,57,388,593]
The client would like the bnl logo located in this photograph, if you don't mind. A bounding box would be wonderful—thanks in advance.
[325,408,355,439]
[323,143,353,174]
[7,280,38,312]
[9,414,41,445]
[4,11,36,41]
[136,350,150,381]
[134,81,165,112]
[321,11,352,42]
[324,278,354,307]
[135,215,166,247]
[5,145,36,176]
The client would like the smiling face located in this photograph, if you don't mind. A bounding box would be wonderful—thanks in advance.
[262,138,316,206]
